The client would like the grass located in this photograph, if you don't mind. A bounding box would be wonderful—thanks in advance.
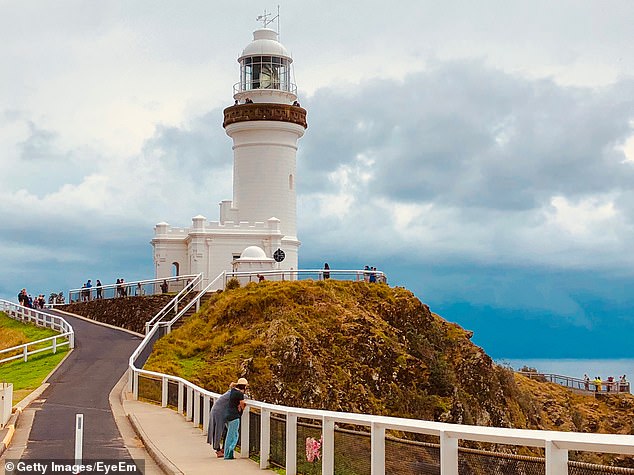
[0,348,69,402]
[0,310,70,403]
[0,311,60,349]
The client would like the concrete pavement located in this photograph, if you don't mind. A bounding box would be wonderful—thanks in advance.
[121,389,268,474]
[2,308,271,474]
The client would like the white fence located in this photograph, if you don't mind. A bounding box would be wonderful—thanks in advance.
[68,274,198,303]
[128,270,634,475]
[0,299,74,364]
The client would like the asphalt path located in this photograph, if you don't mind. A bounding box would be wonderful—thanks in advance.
[20,311,141,460]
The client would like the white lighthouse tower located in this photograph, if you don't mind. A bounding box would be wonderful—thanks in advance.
[222,26,307,266]
[151,20,307,284]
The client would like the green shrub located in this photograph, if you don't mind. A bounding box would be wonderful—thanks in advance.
[226,277,240,290]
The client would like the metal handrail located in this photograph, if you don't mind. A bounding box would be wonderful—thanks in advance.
[518,371,631,394]
[68,274,198,303]
[0,299,75,364]
[162,272,226,333]
[144,273,204,332]
[233,81,297,95]
[225,268,387,285]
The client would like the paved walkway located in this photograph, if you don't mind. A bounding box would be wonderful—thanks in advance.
[18,311,141,460]
[1,309,269,474]
[122,394,267,474]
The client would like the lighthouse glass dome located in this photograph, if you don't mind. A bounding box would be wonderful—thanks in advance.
[235,28,297,95]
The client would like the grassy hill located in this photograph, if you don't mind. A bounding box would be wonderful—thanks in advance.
[144,280,634,465]
[0,311,69,402]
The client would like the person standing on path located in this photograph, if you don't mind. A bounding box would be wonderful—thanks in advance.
[224,378,248,460]
[207,383,235,457]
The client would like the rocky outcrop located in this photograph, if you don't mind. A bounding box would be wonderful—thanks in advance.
[142,280,634,465]
[61,294,175,334]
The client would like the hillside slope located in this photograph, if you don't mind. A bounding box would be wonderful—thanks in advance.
[143,279,634,450]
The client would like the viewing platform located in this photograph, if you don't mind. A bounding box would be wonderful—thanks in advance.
[518,371,631,395]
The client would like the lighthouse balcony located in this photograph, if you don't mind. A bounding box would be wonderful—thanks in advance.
[223,102,307,128]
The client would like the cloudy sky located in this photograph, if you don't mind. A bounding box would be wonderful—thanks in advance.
[2,1,633,361]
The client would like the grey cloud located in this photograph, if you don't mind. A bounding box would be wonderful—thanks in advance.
[19,121,62,161]
[299,61,634,211]
[141,110,231,182]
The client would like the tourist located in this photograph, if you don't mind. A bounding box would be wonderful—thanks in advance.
[369,267,377,283]
[116,279,122,297]
[323,263,330,280]
[363,265,370,282]
[86,279,93,300]
[257,274,265,283]
[594,376,602,392]
[207,383,235,457]
[160,280,169,293]
[583,374,590,391]
[96,280,103,299]
[135,283,144,296]
[18,288,27,306]
[224,377,248,460]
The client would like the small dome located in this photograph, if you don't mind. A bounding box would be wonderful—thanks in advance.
[240,246,267,259]
[239,28,291,60]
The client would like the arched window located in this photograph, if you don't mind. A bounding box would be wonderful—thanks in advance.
[171,262,180,277]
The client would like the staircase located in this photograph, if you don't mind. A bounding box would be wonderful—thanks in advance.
[156,291,216,336]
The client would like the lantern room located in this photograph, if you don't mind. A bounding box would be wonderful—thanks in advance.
[234,28,298,104]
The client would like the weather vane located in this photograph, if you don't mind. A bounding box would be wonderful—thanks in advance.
[256,6,280,33]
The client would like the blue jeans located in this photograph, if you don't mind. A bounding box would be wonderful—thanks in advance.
[224,418,240,459]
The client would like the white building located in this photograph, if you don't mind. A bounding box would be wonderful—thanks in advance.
[151,25,307,285]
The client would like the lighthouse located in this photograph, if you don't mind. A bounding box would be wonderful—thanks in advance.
[151,22,307,284]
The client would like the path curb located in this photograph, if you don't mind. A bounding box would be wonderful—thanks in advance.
[127,412,184,475]
[0,382,52,457]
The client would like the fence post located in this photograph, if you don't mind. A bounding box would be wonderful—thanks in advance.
[186,387,193,421]
[193,391,201,426]
[439,431,458,475]
[260,408,271,469]
[203,395,210,433]
[371,422,385,475]
[286,413,297,475]
[133,371,139,400]
[240,405,250,459]
[69,332,75,349]
[322,416,335,475]
[23,345,28,362]
[177,382,184,414]
[53,337,57,354]
[161,377,168,408]
[545,440,568,475]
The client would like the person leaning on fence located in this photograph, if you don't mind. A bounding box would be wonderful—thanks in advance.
[594,376,602,392]
[224,378,248,460]
[96,279,103,299]
[207,383,235,457]
[160,280,169,293]
[323,263,330,280]
[583,374,590,391]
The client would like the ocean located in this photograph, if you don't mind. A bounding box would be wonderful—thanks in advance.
[499,358,634,393]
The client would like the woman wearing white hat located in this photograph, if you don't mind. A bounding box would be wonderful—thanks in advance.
[224,377,248,460]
